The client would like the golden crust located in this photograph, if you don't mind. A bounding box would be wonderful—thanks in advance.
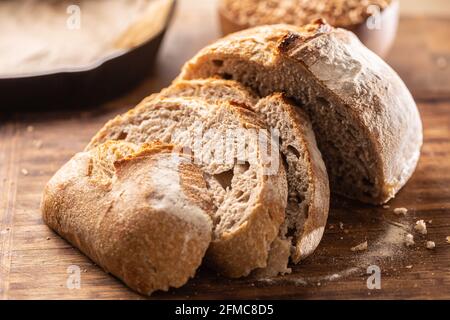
[42,141,213,295]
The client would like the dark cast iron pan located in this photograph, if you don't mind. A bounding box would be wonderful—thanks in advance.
[0,0,176,111]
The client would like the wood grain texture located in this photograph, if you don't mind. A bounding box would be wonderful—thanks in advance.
[0,0,449,299]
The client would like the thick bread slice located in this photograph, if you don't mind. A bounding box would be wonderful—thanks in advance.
[160,79,329,266]
[87,98,288,278]
[42,141,213,295]
[179,21,423,204]
[159,78,258,106]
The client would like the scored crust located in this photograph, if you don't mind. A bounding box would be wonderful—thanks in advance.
[87,97,288,278]
[159,78,330,270]
[42,141,213,295]
[178,21,423,204]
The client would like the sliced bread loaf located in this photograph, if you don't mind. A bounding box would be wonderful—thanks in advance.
[42,141,213,295]
[179,21,423,205]
[160,79,330,267]
[87,97,288,278]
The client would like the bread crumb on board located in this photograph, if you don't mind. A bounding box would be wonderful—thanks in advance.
[414,220,427,235]
[351,241,368,252]
[446,236,450,244]
[21,168,29,176]
[405,265,413,269]
[394,207,408,215]
[383,205,390,209]
[436,56,448,69]
[26,125,34,132]
[32,139,43,149]
[405,233,415,247]
[339,222,344,230]
[426,241,436,250]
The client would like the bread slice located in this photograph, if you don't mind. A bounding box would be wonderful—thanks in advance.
[87,98,288,278]
[218,0,393,35]
[42,141,213,295]
[179,21,423,204]
[159,79,329,268]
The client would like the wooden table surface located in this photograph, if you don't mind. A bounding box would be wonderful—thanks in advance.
[1,0,450,300]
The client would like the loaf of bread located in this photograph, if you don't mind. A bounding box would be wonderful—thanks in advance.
[159,79,330,266]
[42,19,421,296]
[41,141,214,295]
[179,21,423,205]
[87,97,288,278]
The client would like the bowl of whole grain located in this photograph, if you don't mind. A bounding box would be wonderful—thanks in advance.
[0,0,176,110]
[219,0,399,58]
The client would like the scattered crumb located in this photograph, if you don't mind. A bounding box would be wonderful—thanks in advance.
[26,125,34,132]
[394,207,408,215]
[405,233,415,247]
[339,222,344,230]
[344,229,349,234]
[82,269,88,273]
[428,220,432,224]
[329,224,334,230]
[414,220,427,235]
[340,237,344,240]
[426,241,435,250]
[383,205,390,209]
[446,236,450,244]
[405,265,413,269]
[436,56,448,69]
[317,282,321,287]
[32,139,43,149]
[351,241,368,252]
[46,237,51,240]
[21,168,29,176]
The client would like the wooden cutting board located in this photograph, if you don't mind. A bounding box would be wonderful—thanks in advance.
[1,0,449,299]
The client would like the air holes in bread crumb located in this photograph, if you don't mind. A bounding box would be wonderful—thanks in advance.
[316,97,330,109]
[221,73,233,80]
[287,145,301,158]
[213,59,224,67]
[117,131,128,140]
[214,169,234,190]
